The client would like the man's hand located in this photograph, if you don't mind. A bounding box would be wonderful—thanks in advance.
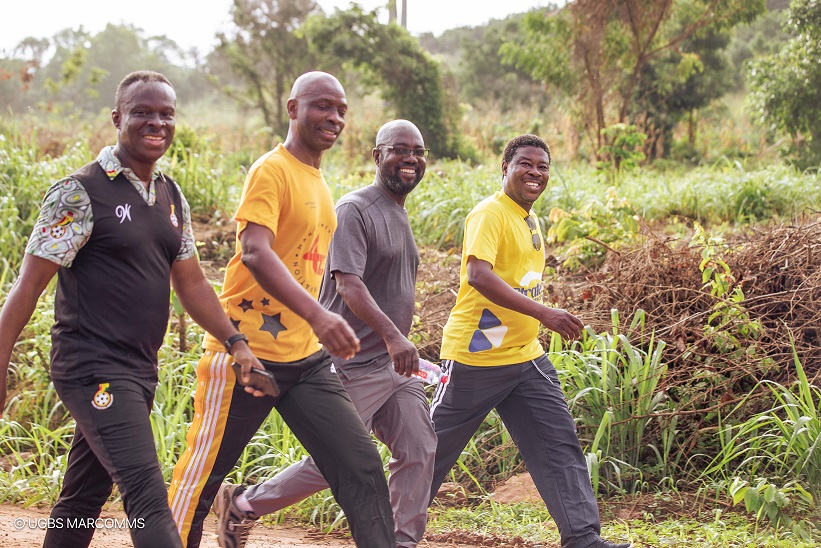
[538,306,584,340]
[311,309,360,360]
[231,342,269,397]
[387,335,419,377]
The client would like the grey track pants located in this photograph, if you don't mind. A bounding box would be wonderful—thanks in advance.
[429,354,602,548]
[244,359,437,548]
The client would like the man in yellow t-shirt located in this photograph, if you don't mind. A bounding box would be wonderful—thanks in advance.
[169,72,394,548]
[430,135,633,548]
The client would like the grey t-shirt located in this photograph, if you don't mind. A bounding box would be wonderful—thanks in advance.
[319,184,419,371]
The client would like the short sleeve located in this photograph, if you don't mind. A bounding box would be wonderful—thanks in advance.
[174,183,197,261]
[327,201,368,279]
[26,177,93,267]
[463,206,504,268]
[234,160,283,238]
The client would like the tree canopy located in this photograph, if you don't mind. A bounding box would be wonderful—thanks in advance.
[215,0,320,136]
[302,5,462,158]
[501,0,766,158]
[0,25,207,116]
[748,0,821,167]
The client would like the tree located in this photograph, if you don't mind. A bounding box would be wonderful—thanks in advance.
[502,0,765,159]
[748,0,821,167]
[216,0,320,135]
[726,8,789,88]
[632,26,736,158]
[1,25,203,117]
[384,0,406,28]
[457,15,546,112]
[302,6,462,157]
[0,37,50,111]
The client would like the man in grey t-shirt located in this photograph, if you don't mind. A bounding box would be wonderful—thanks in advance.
[215,120,436,548]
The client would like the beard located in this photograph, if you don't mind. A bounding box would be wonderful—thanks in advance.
[383,171,420,196]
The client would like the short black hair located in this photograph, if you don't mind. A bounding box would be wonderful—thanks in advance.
[502,134,551,166]
[114,71,173,110]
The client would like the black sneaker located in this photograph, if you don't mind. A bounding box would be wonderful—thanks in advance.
[588,540,634,548]
[213,483,258,548]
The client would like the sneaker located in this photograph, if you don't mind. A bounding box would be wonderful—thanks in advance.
[588,540,634,548]
[213,483,258,548]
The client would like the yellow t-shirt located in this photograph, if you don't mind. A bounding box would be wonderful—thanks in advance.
[203,144,337,362]
[440,190,545,366]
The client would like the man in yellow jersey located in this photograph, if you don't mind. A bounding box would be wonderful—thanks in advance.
[168,71,394,548]
[214,120,437,548]
[429,134,633,548]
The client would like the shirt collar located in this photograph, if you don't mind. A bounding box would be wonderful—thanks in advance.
[96,146,163,182]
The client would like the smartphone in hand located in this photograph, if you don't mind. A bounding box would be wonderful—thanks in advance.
[231,363,280,397]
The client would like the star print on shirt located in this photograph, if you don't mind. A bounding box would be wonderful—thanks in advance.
[230,318,241,331]
[260,313,287,339]
[261,297,270,307]
[238,299,254,312]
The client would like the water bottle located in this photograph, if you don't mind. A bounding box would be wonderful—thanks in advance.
[414,358,448,385]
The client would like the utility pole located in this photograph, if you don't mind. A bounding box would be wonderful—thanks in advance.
[388,0,396,23]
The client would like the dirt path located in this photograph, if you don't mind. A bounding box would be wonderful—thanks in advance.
[0,503,487,547]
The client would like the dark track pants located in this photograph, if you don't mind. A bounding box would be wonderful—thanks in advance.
[169,349,394,548]
[429,354,601,548]
[45,376,182,548]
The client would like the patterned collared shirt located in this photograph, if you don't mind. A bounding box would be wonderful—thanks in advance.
[26,146,196,266]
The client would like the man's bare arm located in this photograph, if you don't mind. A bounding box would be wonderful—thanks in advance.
[240,222,359,358]
[335,271,418,376]
[466,257,583,340]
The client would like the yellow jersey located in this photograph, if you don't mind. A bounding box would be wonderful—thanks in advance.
[440,190,545,366]
[203,145,337,362]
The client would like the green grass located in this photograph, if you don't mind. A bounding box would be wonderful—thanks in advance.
[427,500,819,547]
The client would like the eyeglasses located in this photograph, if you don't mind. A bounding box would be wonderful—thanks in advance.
[376,145,430,159]
[525,215,542,251]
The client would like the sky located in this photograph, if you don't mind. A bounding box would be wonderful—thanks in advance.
[0,0,557,56]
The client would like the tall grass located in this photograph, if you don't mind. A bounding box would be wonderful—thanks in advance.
[690,340,821,538]
[703,344,821,499]
[164,125,249,217]
[0,291,71,506]
[550,310,675,494]
[0,134,94,273]
[330,157,821,258]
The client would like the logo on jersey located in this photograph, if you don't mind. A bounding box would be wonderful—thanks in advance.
[115,204,132,223]
[514,271,543,300]
[468,309,509,352]
[91,383,114,410]
[302,236,326,275]
[169,204,179,227]
[292,223,333,291]
[49,211,75,239]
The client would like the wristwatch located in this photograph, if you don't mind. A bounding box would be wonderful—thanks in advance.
[223,333,249,353]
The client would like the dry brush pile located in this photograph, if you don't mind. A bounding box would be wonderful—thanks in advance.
[549,218,821,412]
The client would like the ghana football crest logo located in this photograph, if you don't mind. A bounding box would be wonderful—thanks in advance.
[91,383,113,410]
[49,211,75,238]
[169,204,179,227]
